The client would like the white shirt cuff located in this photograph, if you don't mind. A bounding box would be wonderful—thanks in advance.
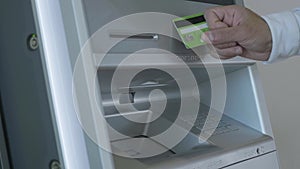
[262,11,300,63]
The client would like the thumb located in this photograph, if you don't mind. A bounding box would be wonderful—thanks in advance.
[203,26,243,45]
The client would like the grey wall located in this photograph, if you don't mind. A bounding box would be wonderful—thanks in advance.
[244,1,300,169]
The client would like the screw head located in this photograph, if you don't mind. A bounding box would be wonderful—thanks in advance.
[50,160,61,169]
[28,33,39,51]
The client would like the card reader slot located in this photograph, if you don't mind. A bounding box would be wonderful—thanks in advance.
[185,0,234,5]
[110,33,159,40]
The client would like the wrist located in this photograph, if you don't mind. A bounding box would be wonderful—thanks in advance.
[261,17,273,61]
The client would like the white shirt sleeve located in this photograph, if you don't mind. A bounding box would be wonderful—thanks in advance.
[262,8,300,63]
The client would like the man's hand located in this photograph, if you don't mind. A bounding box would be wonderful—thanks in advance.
[203,5,272,61]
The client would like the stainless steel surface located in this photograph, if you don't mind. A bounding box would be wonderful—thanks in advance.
[28,0,279,169]
[106,101,277,169]
[224,152,279,169]
[31,0,92,168]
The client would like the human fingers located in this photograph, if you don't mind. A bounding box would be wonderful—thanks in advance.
[205,5,245,27]
[215,46,243,59]
[214,42,237,49]
[204,26,243,45]
[201,33,237,48]
[204,7,229,29]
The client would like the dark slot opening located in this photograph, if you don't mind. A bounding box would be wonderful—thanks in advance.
[186,0,235,6]
[133,135,177,154]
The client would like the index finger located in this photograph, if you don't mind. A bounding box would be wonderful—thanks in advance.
[204,7,229,30]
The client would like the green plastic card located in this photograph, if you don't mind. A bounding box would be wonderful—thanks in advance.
[173,13,209,49]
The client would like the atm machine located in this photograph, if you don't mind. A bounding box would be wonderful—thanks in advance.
[0,0,280,169]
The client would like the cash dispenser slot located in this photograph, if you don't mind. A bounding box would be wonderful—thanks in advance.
[97,62,276,169]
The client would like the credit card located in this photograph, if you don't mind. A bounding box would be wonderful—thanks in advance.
[173,13,209,49]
